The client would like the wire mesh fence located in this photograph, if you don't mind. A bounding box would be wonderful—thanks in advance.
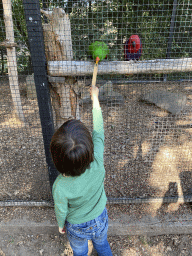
[0,0,52,203]
[0,0,192,213]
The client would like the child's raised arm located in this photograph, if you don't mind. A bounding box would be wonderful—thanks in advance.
[90,86,100,110]
[90,86,104,162]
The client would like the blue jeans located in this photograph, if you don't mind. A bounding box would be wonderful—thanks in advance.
[65,207,112,256]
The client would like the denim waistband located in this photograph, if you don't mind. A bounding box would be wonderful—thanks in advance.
[66,207,107,227]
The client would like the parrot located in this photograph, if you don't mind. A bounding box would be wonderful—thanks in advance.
[124,35,142,61]
[89,41,109,87]
[89,41,109,62]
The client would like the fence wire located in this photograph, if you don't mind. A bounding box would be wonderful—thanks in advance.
[0,1,192,212]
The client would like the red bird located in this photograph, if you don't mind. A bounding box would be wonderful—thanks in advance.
[124,35,142,61]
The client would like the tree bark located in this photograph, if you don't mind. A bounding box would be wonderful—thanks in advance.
[42,8,79,128]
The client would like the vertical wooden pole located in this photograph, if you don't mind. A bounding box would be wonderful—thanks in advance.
[2,0,25,122]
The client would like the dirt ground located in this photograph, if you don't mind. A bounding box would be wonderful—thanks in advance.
[1,76,192,255]
[0,206,192,256]
[1,77,191,202]
[1,230,192,256]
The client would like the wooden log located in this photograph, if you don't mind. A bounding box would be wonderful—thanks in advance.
[0,39,18,48]
[42,8,78,127]
[41,8,73,61]
[42,23,63,61]
[48,58,192,76]
[2,0,25,122]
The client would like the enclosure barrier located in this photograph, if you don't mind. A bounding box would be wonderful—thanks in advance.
[1,195,192,208]
[0,0,192,213]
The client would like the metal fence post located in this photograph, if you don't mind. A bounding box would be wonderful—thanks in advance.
[23,0,58,189]
[164,0,178,81]
[166,0,178,59]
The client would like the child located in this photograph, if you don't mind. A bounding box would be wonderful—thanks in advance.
[50,86,113,256]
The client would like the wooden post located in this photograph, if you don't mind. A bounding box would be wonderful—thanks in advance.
[2,0,25,122]
[41,8,79,128]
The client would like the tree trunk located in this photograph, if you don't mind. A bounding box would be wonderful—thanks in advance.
[41,8,79,128]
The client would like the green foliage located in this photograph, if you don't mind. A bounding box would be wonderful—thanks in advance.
[12,0,32,74]
[0,0,31,74]
[12,0,28,46]
[68,0,191,62]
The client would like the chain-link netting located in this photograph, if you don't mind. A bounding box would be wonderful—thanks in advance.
[0,1,192,213]
[0,0,51,203]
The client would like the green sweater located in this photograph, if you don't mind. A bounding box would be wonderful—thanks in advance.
[52,107,107,228]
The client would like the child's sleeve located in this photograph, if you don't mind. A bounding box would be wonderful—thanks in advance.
[54,197,68,229]
[53,185,68,229]
[92,107,104,162]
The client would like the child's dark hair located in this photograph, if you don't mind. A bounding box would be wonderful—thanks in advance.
[50,119,94,176]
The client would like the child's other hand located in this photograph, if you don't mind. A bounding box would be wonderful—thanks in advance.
[59,227,65,234]
[90,86,99,101]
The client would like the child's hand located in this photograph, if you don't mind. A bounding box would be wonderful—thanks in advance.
[90,86,99,101]
[59,227,65,234]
